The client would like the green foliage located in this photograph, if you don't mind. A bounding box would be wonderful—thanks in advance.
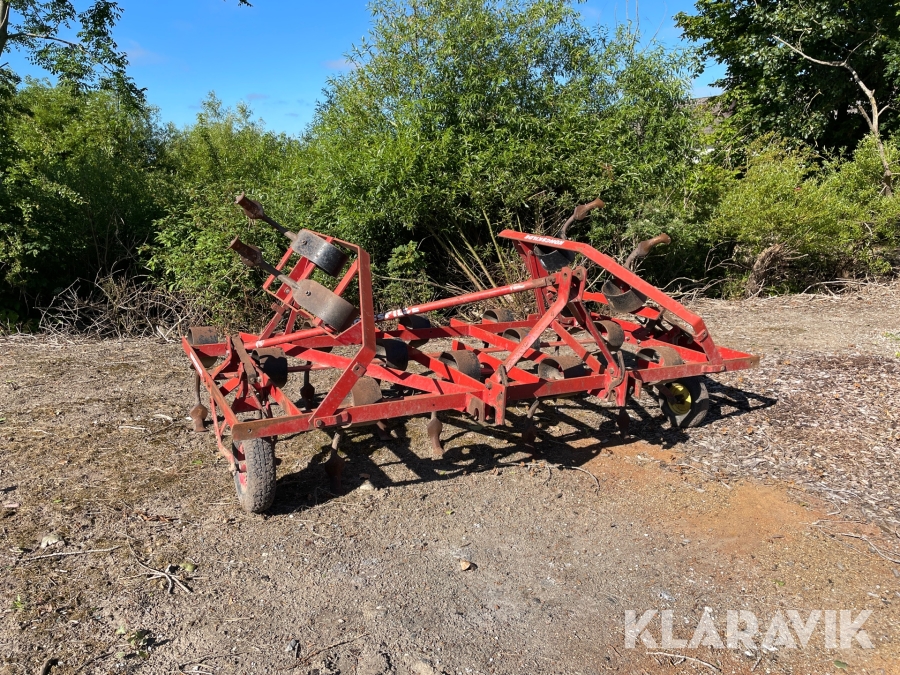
[1,3,898,330]
[677,0,900,149]
[147,0,709,320]
[0,0,142,105]
[295,0,703,279]
[0,81,164,302]
[709,135,899,294]
[148,95,306,326]
[375,240,432,311]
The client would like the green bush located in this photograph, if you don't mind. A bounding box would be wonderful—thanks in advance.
[0,81,165,305]
[145,0,710,325]
[288,0,705,286]
[708,135,899,295]
[148,95,307,327]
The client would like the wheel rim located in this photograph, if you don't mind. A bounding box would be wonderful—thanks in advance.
[668,382,692,415]
[234,442,247,490]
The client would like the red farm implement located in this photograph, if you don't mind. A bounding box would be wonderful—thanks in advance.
[183,195,759,512]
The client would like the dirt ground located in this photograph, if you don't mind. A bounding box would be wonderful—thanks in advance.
[1,284,899,675]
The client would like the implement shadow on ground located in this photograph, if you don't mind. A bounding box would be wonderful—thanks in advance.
[268,378,777,515]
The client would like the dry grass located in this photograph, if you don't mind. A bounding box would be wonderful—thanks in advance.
[37,274,209,341]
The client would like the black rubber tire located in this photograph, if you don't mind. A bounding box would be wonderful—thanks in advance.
[658,377,709,429]
[233,437,277,513]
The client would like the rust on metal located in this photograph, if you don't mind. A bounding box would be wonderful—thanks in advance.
[182,195,759,513]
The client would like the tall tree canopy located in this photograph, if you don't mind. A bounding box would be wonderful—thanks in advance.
[0,0,141,101]
[677,0,900,150]
[294,0,700,260]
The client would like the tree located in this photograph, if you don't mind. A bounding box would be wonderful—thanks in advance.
[0,1,141,101]
[0,1,252,104]
[676,0,900,153]
[294,0,701,278]
[771,35,894,195]
[0,81,166,301]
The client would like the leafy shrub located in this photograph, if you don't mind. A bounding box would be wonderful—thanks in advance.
[0,81,165,305]
[148,95,306,327]
[291,0,705,288]
[709,135,899,295]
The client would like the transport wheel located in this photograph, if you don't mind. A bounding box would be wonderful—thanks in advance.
[658,378,709,429]
[232,437,277,513]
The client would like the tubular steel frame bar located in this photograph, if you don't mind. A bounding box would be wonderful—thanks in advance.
[182,226,758,463]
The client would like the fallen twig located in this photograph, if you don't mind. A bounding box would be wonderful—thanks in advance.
[282,633,369,669]
[74,651,113,674]
[22,546,121,562]
[648,651,720,672]
[835,532,900,564]
[565,465,601,490]
[179,652,246,673]
[129,546,192,594]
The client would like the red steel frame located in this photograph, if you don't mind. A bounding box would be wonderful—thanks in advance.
[182,229,758,467]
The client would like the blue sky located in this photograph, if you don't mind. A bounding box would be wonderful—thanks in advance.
[4,0,722,136]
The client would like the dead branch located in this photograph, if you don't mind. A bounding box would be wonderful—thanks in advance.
[39,273,209,340]
[22,546,121,562]
[648,651,721,672]
[772,35,893,195]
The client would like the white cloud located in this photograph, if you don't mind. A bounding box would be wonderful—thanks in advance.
[323,58,357,71]
[125,41,165,66]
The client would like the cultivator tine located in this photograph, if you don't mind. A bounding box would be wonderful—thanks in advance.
[183,195,759,515]
[522,399,541,455]
[624,233,671,271]
[522,424,538,455]
[235,194,297,240]
[190,404,209,433]
[231,237,358,330]
[616,408,631,436]
[427,411,443,459]
[534,196,605,271]
[324,432,346,493]
[189,372,208,432]
[299,368,315,410]
[376,421,392,442]
[601,233,672,313]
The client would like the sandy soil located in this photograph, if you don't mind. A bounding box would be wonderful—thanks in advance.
[1,284,899,675]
